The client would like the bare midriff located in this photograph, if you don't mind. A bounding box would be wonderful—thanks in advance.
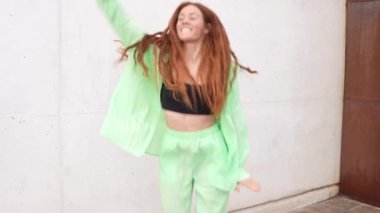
[163,109,216,132]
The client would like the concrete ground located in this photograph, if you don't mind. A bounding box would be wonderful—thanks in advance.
[291,195,380,213]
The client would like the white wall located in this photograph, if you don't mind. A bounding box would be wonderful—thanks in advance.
[0,0,62,212]
[0,0,346,212]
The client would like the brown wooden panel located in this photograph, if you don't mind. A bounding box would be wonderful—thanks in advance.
[344,1,380,101]
[340,0,380,207]
[340,101,380,206]
[350,0,380,3]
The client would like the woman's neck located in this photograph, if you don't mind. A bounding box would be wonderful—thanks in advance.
[183,41,202,64]
[183,41,204,83]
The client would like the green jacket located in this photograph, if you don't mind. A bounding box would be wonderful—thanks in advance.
[97,0,251,191]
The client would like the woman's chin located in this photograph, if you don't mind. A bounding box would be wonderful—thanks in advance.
[178,36,202,44]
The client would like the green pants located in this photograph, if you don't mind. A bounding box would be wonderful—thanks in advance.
[159,123,230,213]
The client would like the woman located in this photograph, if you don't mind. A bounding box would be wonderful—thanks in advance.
[97,0,261,212]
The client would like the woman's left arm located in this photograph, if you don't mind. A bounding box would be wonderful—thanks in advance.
[227,73,251,181]
[227,70,261,192]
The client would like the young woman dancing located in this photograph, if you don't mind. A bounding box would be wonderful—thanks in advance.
[97,0,261,212]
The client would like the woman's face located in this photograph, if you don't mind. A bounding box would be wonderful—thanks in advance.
[176,5,210,43]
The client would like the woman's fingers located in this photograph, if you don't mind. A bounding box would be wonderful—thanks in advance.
[239,178,261,192]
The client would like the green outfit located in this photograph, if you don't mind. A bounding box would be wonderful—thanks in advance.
[97,0,251,211]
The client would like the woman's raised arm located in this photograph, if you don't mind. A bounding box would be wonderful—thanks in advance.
[96,0,144,47]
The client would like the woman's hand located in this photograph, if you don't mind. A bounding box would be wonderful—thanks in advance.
[235,177,261,192]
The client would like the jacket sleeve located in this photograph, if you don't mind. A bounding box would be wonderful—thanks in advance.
[96,0,144,47]
[227,70,251,181]
[99,47,165,157]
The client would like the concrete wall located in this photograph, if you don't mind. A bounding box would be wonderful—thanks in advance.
[0,0,346,212]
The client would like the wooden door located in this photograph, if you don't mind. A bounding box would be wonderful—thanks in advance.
[340,0,380,207]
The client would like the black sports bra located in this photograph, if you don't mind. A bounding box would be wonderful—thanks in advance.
[160,83,212,115]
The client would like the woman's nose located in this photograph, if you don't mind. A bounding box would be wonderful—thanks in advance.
[181,19,189,25]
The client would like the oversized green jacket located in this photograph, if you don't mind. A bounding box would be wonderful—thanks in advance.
[97,0,251,191]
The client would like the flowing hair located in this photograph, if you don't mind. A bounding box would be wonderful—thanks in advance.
[119,1,257,118]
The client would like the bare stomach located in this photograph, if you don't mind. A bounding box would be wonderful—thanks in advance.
[163,110,216,132]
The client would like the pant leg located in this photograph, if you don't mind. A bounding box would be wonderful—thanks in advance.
[159,136,194,213]
[194,181,229,213]
[192,126,230,212]
[159,174,193,213]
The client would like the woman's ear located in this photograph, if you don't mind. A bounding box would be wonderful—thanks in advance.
[204,23,212,34]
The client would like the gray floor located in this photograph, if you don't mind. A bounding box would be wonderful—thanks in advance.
[291,195,380,213]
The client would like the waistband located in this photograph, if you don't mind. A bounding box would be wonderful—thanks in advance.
[164,122,220,139]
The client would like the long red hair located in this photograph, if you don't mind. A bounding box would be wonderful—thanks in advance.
[120,2,257,118]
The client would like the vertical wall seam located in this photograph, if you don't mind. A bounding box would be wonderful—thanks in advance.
[338,0,348,180]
